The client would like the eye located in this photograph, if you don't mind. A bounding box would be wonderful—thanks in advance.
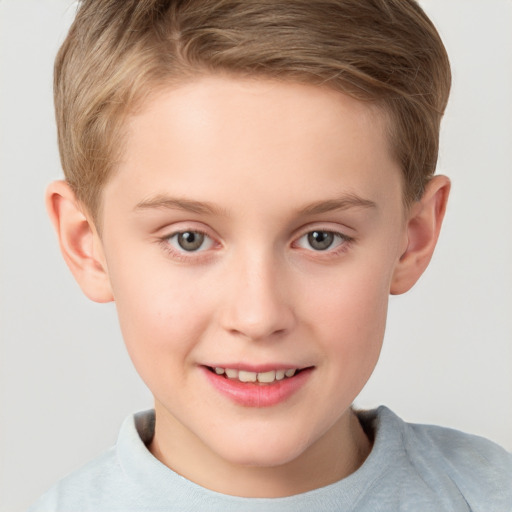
[295,230,349,251]
[166,230,214,252]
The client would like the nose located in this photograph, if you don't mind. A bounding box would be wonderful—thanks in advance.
[218,251,296,341]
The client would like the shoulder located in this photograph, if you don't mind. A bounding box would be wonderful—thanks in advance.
[27,445,126,512]
[404,411,512,479]
[409,417,512,504]
[27,411,155,512]
[371,406,512,510]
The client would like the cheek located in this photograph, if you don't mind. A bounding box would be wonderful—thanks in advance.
[107,257,215,379]
[303,260,392,366]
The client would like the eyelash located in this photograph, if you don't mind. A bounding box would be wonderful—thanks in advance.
[159,229,216,262]
[293,230,354,256]
[158,227,354,262]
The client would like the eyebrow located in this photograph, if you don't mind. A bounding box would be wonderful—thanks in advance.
[134,195,224,215]
[298,194,377,215]
[134,193,377,216]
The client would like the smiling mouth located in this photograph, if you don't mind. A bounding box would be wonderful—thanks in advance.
[205,366,309,384]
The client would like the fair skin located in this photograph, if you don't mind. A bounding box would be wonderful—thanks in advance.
[47,76,449,497]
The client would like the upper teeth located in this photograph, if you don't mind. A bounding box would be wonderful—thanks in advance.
[214,367,297,383]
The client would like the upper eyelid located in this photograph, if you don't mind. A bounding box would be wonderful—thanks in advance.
[158,223,353,244]
[292,223,354,240]
[164,229,216,246]
[167,231,214,251]
[164,227,211,238]
[159,222,216,239]
[294,230,351,245]
[159,230,218,261]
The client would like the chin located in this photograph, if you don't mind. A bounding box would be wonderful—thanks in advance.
[207,429,313,468]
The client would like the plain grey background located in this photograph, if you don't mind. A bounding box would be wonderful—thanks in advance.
[1,1,511,511]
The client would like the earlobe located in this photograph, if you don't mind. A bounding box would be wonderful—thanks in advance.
[390,175,451,295]
[46,180,114,303]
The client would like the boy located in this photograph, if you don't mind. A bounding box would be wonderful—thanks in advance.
[29,0,512,510]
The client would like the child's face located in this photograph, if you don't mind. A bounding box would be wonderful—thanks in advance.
[98,77,407,475]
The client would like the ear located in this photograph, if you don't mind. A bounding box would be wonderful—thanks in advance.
[46,180,114,303]
[390,175,450,295]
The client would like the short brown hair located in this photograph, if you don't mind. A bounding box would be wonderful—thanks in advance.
[54,0,451,222]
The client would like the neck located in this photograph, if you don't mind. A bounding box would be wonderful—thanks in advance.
[149,406,372,498]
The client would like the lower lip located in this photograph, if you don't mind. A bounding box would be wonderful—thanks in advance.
[201,367,313,407]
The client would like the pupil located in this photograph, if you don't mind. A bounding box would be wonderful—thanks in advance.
[178,231,204,251]
[308,231,334,250]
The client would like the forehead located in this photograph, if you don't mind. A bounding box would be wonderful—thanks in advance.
[105,76,402,216]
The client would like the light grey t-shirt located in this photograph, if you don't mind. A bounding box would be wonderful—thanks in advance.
[28,406,512,511]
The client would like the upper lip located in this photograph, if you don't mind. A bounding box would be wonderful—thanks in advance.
[203,363,312,372]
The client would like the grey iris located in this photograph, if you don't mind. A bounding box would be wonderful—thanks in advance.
[308,231,334,250]
[178,232,205,251]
